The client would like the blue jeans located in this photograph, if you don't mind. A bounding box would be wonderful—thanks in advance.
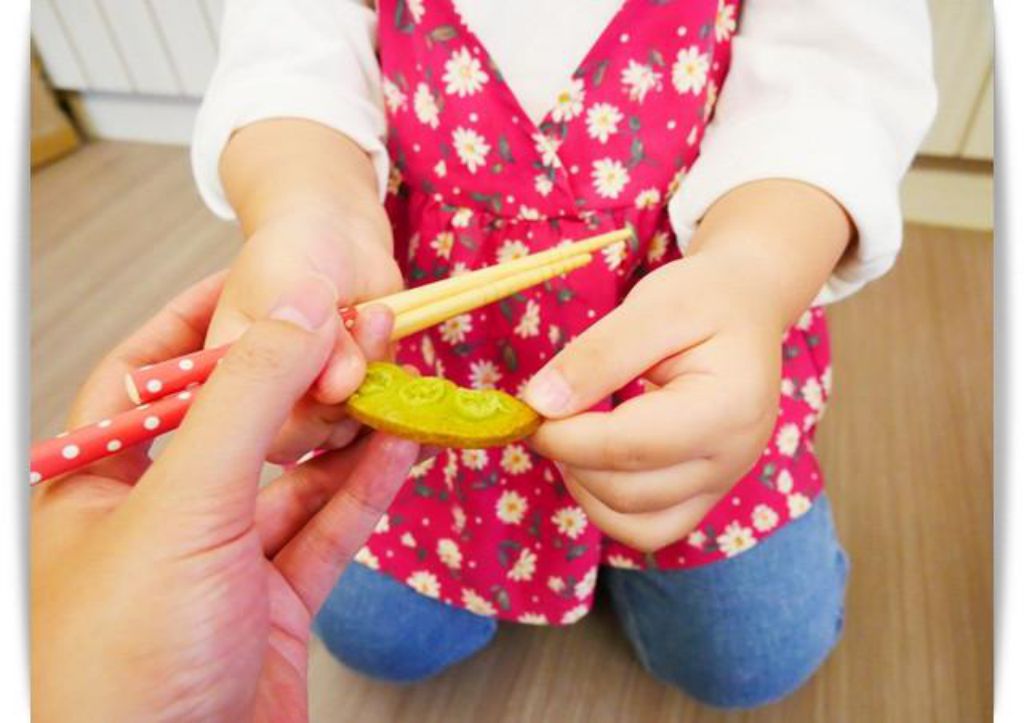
[314,496,849,709]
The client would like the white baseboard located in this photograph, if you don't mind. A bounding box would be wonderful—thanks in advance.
[67,92,199,146]
[901,163,993,231]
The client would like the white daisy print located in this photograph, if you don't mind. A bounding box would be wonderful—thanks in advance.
[453,505,467,533]
[462,588,497,616]
[606,554,642,570]
[687,529,707,548]
[634,188,662,210]
[382,77,407,113]
[547,576,566,593]
[508,548,538,582]
[517,205,541,221]
[354,546,379,570]
[439,313,473,345]
[586,102,624,143]
[781,378,796,397]
[787,493,812,519]
[647,231,670,263]
[430,231,455,259]
[532,132,563,167]
[591,158,630,199]
[461,448,489,470]
[452,207,473,227]
[518,612,549,625]
[621,59,662,102]
[671,46,710,95]
[574,568,598,600]
[470,359,502,389]
[751,504,780,533]
[496,490,528,525]
[452,127,490,173]
[413,82,440,128]
[535,174,554,197]
[548,324,562,346]
[409,456,435,479]
[822,366,833,395]
[562,605,589,624]
[716,521,757,557]
[552,506,587,540]
[443,47,488,97]
[433,159,447,178]
[796,309,814,330]
[550,78,585,122]
[776,423,801,457]
[421,335,436,367]
[801,378,825,413]
[407,570,441,598]
[497,239,530,263]
[407,0,425,23]
[715,0,737,41]
[374,514,391,534]
[437,538,463,569]
[602,240,629,271]
[401,531,417,548]
[514,299,541,338]
[501,444,533,475]
[776,468,794,494]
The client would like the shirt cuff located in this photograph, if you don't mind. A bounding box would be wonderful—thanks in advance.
[668,108,905,305]
[191,76,390,220]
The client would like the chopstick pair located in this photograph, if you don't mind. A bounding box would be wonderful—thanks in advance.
[29,227,634,485]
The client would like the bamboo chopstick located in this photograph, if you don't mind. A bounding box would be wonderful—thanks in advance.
[126,226,630,404]
[31,234,614,485]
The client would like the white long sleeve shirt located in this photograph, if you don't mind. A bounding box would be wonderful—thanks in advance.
[193,0,938,303]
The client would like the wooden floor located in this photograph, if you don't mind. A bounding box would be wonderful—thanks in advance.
[31,142,993,722]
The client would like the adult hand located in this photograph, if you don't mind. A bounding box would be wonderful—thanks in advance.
[32,272,420,723]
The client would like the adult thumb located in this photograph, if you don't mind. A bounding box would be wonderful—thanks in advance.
[133,274,340,541]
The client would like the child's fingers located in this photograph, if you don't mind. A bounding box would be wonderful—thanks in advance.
[312,304,393,403]
[562,469,719,553]
[563,458,719,516]
[265,403,361,464]
[310,324,367,404]
[530,375,730,471]
[272,432,420,614]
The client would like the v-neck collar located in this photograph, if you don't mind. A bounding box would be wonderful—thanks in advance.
[439,0,638,140]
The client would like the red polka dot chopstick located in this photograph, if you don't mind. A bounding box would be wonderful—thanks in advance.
[28,227,631,485]
[29,390,195,485]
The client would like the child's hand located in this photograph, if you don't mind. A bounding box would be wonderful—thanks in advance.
[208,208,403,462]
[525,252,785,552]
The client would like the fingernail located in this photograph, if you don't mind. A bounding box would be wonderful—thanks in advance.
[360,305,394,345]
[523,368,573,416]
[269,275,338,331]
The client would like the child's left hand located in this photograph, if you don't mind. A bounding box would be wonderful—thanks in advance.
[525,251,786,553]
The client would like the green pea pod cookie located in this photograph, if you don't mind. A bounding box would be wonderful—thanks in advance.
[345,362,542,448]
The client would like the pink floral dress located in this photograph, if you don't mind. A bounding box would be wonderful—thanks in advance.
[355,0,832,625]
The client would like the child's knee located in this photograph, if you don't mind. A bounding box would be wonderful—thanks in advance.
[314,564,497,683]
[641,601,845,710]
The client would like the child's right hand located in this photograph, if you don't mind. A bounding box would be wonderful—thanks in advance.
[207,207,404,462]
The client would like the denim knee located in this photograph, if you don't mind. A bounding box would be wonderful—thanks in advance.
[314,563,498,683]
[606,496,850,709]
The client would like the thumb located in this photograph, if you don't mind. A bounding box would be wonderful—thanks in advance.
[133,275,339,540]
[522,293,691,419]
